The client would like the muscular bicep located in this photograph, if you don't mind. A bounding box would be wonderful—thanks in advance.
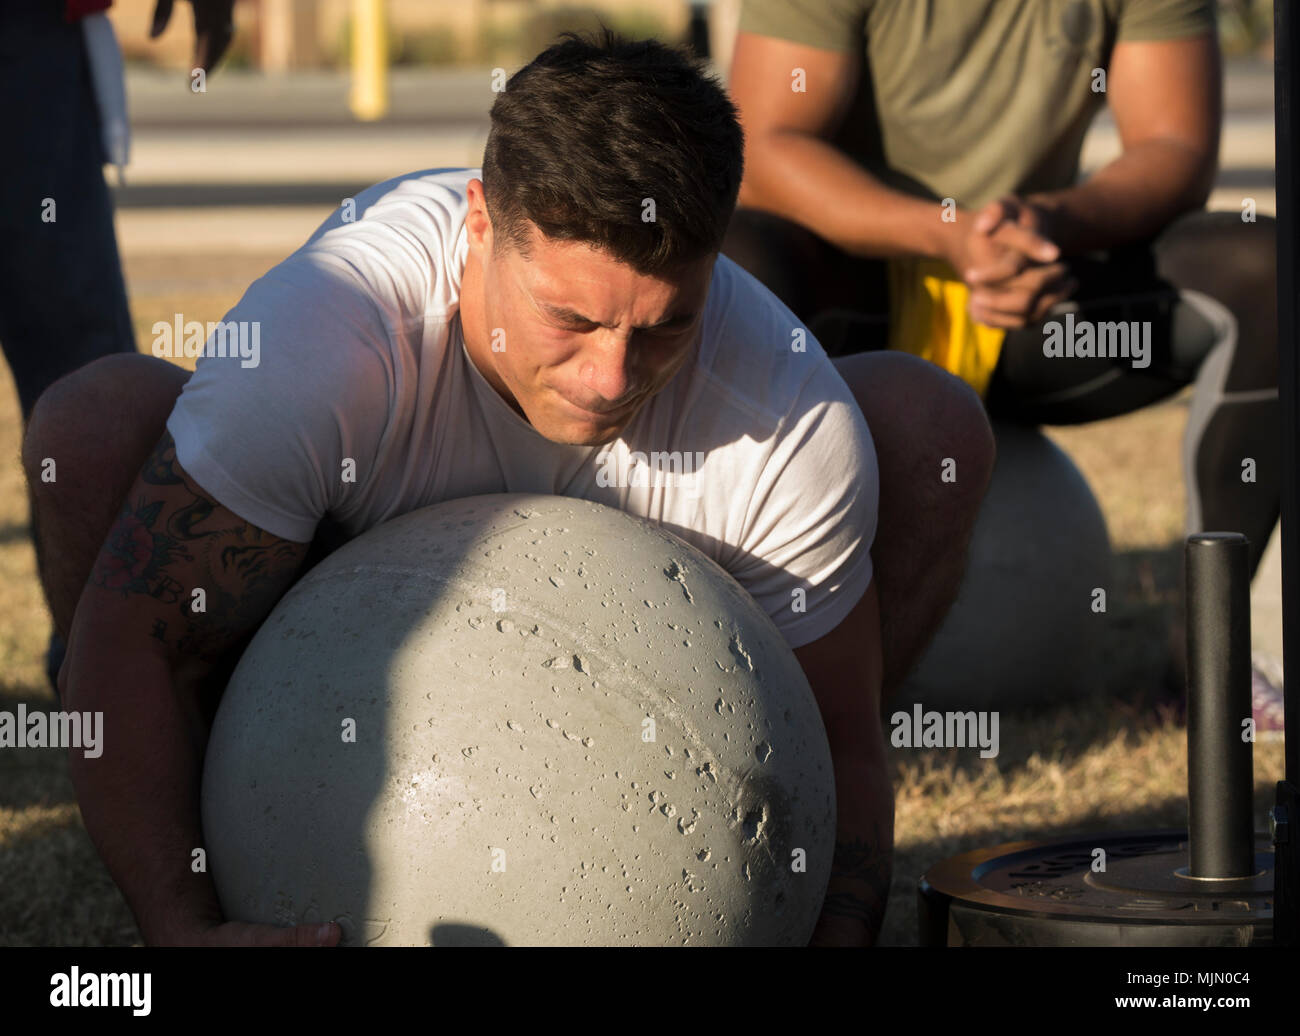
[730,32,860,204]
[731,31,859,137]
[1108,34,1221,158]
[78,430,311,667]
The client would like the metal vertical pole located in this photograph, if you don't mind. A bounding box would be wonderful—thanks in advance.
[1272,0,1299,947]
[1186,534,1256,878]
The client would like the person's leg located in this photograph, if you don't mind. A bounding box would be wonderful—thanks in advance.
[22,355,348,699]
[984,242,1195,423]
[985,210,1278,576]
[725,211,995,696]
[1154,212,1278,576]
[2,0,138,690]
[23,355,191,642]
[723,207,892,355]
[832,351,997,700]
[982,210,1280,713]
[0,0,136,425]
[1139,213,1279,709]
[721,207,828,320]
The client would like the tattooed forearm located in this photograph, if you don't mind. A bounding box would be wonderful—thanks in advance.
[167,495,221,540]
[219,540,304,586]
[86,430,311,662]
[173,580,280,661]
[139,432,186,486]
[140,432,242,543]
[92,496,195,597]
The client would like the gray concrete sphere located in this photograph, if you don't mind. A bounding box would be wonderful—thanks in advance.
[202,493,836,945]
[897,422,1112,711]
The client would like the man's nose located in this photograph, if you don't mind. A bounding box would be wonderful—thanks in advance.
[579,333,637,403]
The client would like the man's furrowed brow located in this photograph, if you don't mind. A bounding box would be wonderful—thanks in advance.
[539,300,697,330]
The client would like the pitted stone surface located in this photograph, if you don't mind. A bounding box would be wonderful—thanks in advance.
[202,493,836,946]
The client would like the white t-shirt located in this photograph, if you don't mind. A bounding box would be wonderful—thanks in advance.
[167,168,878,649]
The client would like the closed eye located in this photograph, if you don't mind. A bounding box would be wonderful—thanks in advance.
[556,321,684,339]
[543,305,695,336]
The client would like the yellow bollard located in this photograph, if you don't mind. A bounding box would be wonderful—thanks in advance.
[350,0,389,121]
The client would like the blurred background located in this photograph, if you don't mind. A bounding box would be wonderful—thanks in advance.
[0,0,1286,946]
[94,0,1281,365]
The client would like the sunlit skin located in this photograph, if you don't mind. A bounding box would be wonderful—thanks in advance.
[459,178,716,446]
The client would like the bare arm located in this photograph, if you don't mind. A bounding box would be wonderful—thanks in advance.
[730,32,953,261]
[793,581,892,946]
[63,430,331,946]
[730,31,1058,280]
[1026,34,1222,255]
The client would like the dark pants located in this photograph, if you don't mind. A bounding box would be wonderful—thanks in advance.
[722,206,1280,577]
[0,0,136,425]
[8,0,145,696]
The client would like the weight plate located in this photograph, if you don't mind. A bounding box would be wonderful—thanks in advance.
[919,829,1273,947]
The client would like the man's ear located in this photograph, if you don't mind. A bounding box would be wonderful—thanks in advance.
[465,180,494,257]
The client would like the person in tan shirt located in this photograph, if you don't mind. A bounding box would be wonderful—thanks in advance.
[725,0,1282,729]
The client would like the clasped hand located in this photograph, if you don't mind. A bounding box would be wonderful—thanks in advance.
[944,195,1079,330]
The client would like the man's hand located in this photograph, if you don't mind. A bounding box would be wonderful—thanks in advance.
[150,0,236,73]
[793,584,892,947]
[153,918,343,947]
[945,195,1079,329]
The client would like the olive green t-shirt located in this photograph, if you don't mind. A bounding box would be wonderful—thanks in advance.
[736,0,1216,210]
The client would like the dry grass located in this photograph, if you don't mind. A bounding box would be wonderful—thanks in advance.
[0,253,256,946]
[880,407,1287,944]
[0,253,1285,946]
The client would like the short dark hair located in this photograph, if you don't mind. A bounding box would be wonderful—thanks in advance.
[481,27,744,275]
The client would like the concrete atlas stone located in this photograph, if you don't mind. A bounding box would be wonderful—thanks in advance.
[897,421,1112,711]
[201,493,836,946]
